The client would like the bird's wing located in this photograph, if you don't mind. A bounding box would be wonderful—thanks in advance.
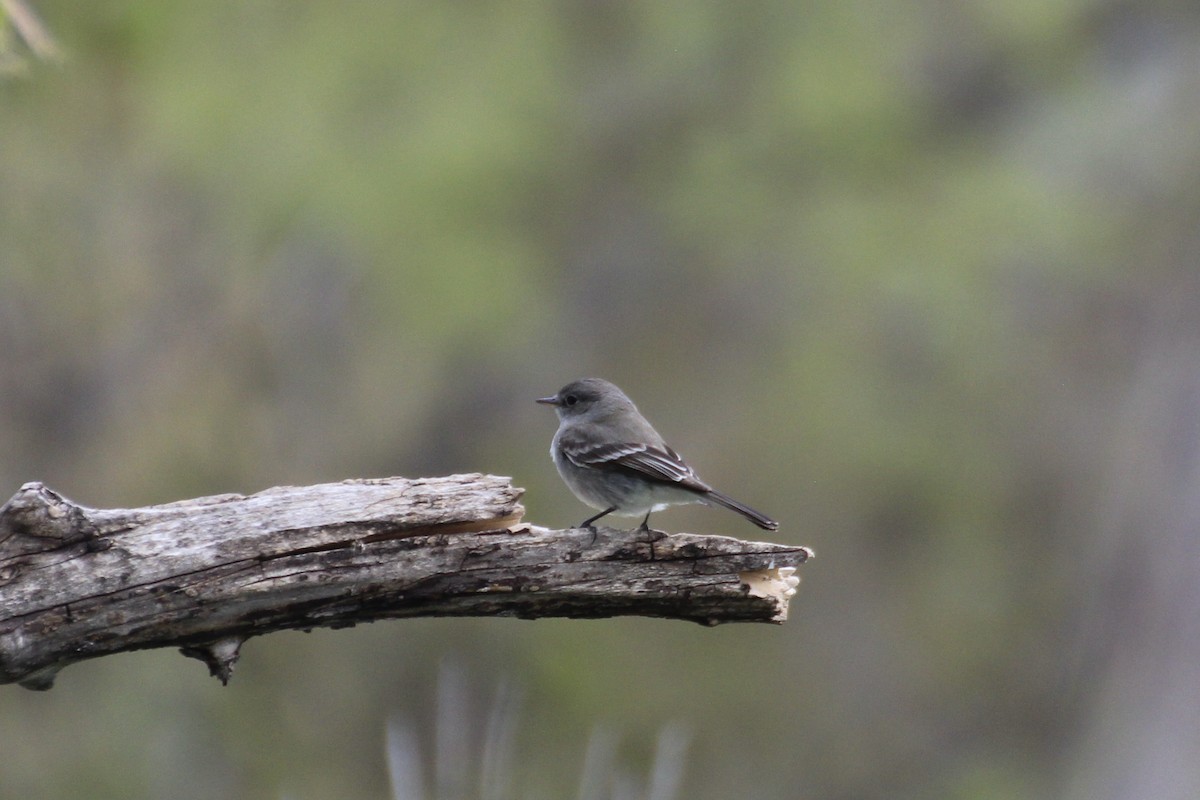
[559,438,712,493]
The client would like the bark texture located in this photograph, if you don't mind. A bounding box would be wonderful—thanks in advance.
[0,475,811,690]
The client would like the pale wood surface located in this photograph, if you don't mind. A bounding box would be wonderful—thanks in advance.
[0,475,811,690]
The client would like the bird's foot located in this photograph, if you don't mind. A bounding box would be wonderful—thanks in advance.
[635,523,667,544]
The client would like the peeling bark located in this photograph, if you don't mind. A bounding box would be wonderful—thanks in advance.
[0,474,811,690]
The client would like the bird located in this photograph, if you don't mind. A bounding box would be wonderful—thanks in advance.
[537,378,779,532]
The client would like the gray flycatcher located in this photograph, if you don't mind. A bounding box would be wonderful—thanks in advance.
[537,378,779,532]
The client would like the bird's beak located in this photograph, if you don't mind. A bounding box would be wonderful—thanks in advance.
[536,395,559,406]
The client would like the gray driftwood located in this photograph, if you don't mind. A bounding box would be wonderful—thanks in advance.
[0,474,811,690]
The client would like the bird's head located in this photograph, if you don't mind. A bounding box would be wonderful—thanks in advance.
[536,378,634,421]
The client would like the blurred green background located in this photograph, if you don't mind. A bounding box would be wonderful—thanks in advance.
[4,2,1200,798]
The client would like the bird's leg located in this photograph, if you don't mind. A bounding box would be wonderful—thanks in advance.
[636,512,666,544]
[578,506,616,547]
[579,506,616,529]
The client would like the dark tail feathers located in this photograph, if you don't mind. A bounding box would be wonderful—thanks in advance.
[704,490,779,531]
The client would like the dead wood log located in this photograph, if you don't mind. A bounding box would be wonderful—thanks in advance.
[0,474,811,690]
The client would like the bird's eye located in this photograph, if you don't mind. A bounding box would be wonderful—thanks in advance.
[563,394,579,407]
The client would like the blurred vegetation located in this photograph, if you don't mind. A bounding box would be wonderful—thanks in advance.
[4,2,1200,799]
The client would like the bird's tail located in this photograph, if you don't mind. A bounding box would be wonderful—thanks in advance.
[704,490,779,531]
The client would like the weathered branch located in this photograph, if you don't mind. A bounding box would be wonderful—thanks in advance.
[0,474,811,690]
